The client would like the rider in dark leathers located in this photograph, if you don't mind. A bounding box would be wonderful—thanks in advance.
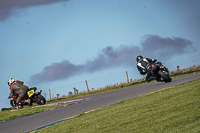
[136,55,157,82]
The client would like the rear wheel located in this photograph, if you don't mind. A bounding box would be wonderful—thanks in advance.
[158,70,172,82]
[35,95,46,105]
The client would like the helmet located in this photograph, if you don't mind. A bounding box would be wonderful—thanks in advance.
[7,78,14,86]
[136,55,143,62]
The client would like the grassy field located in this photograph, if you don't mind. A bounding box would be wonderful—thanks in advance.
[35,78,200,133]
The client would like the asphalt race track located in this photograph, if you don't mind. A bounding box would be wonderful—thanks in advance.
[0,73,200,133]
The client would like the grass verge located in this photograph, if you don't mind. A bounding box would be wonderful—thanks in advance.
[35,78,200,133]
[0,105,60,122]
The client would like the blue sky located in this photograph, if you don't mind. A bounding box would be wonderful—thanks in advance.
[0,0,200,107]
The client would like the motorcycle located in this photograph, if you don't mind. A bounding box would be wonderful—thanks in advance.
[10,87,46,109]
[150,62,172,83]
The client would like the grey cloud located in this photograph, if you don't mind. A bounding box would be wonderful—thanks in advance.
[30,60,84,83]
[0,0,69,21]
[30,35,195,84]
[141,35,194,60]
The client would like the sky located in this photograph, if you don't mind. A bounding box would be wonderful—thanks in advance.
[0,0,200,108]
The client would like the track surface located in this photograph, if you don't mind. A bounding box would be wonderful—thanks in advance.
[0,73,200,133]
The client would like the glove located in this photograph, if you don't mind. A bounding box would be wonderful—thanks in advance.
[8,95,13,99]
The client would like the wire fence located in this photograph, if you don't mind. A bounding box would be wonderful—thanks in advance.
[41,70,145,101]
[1,54,200,109]
[164,55,200,72]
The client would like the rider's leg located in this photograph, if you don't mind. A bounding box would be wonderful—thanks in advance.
[16,87,29,105]
[146,70,155,82]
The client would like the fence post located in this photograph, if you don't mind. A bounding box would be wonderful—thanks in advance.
[85,80,90,92]
[73,87,78,95]
[177,66,180,71]
[126,71,129,83]
[48,89,51,100]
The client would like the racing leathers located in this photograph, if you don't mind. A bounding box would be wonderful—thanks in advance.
[137,58,157,82]
[8,80,29,104]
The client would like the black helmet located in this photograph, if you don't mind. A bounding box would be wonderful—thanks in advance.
[136,55,143,62]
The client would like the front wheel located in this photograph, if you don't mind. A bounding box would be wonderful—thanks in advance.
[10,100,18,109]
[35,95,46,105]
[158,70,172,82]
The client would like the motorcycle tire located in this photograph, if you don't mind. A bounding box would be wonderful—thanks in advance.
[10,100,18,109]
[158,70,172,82]
[35,95,46,105]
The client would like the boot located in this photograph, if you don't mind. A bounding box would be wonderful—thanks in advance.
[146,77,156,82]
[28,99,32,106]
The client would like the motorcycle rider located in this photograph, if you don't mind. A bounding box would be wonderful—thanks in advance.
[7,78,29,109]
[136,55,157,82]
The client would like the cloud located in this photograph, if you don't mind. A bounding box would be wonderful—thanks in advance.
[140,35,194,60]
[30,60,84,82]
[0,0,69,21]
[30,35,195,84]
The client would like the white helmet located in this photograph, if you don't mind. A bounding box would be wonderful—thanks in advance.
[7,78,14,86]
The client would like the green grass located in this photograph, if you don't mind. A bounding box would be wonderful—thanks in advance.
[0,105,60,122]
[35,78,200,133]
